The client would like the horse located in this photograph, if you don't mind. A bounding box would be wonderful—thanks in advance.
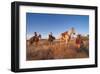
[59,32,70,47]
[48,33,55,45]
[29,32,41,46]
[59,28,76,47]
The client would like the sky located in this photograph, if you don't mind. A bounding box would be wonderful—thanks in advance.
[26,13,89,39]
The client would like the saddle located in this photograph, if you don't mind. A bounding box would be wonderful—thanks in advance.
[48,35,55,41]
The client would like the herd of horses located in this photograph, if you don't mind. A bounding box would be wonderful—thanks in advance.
[28,28,82,48]
[27,28,87,51]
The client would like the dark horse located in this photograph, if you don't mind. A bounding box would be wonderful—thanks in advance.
[48,32,55,45]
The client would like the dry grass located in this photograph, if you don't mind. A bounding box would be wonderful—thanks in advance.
[26,39,89,60]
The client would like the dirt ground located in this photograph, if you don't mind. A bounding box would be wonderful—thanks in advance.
[26,39,89,60]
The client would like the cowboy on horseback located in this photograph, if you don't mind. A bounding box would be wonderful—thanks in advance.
[48,32,55,45]
[29,32,41,46]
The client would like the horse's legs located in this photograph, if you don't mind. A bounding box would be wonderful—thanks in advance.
[49,41,53,46]
[35,41,39,47]
[65,39,69,48]
[50,41,52,46]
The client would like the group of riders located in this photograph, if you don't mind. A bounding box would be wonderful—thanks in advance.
[29,31,84,50]
[29,32,55,46]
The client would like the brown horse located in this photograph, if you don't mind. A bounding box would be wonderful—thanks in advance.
[59,28,76,47]
[29,32,41,46]
[60,32,70,45]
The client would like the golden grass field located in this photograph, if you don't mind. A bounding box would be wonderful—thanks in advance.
[26,38,89,60]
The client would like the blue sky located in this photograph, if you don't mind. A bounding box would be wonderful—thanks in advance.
[26,13,89,39]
